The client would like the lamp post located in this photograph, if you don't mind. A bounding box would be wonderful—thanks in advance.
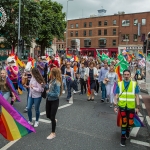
[18,0,21,58]
[66,0,73,53]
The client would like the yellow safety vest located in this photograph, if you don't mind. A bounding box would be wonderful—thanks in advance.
[118,80,136,109]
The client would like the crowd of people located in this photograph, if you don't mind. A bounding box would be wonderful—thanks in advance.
[0,54,142,146]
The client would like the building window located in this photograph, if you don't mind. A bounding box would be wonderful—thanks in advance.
[76,23,78,28]
[98,21,101,26]
[113,29,116,35]
[83,30,86,36]
[112,40,116,46]
[75,31,78,37]
[71,40,76,49]
[133,34,138,41]
[70,24,74,28]
[141,33,146,42]
[113,20,116,25]
[134,19,138,26]
[84,22,87,27]
[122,20,130,26]
[98,30,101,36]
[89,30,92,36]
[104,21,107,26]
[59,44,60,49]
[104,29,107,35]
[99,39,106,47]
[89,22,92,27]
[142,19,146,25]
[70,31,73,37]
[62,45,64,48]
[84,39,91,47]
[122,34,129,41]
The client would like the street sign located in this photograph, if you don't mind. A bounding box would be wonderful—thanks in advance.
[0,7,7,29]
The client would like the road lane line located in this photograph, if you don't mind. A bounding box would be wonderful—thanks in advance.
[130,139,150,147]
[0,140,19,150]
[146,116,150,126]
[142,103,146,109]
[32,118,51,123]
[130,116,144,137]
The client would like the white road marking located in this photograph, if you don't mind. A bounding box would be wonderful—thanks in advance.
[130,113,144,137]
[0,103,72,150]
[142,103,146,109]
[130,139,150,147]
[146,116,150,126]
[32,118,51,123]
[0,140,19,150]
[139,95,142,99]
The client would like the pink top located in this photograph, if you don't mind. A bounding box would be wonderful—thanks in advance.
[6,66,18,81]
[29,77,44,98]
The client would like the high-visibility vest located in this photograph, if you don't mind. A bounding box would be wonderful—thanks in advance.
[118,80,136,109]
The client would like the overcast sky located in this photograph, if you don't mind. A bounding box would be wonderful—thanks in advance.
[55,0,150,20]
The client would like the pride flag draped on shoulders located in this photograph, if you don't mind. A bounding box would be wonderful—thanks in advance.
[0,93,35,141]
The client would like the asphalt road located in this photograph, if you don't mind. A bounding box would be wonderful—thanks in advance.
[0,90,150,150]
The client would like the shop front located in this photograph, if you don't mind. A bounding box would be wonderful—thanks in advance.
[80,48,118,58]
[118,45,143,58]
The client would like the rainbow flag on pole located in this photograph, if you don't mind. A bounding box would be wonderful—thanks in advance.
[66,53,72,59]
[0,94,35,141]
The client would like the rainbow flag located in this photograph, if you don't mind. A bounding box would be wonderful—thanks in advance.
[138,51,144,58]
[117,110,144,127]
[115,66,122,81]
[74,55,79,62]
[66,53,72,59]
[6,77,20,102]
[87,77,91,96]
[0,94,35,141]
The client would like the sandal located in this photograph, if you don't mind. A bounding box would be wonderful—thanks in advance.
[87,97,91,101]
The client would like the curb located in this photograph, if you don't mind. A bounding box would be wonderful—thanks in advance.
[140,96,150,134]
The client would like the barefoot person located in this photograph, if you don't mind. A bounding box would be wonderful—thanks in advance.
[46,68,62,140]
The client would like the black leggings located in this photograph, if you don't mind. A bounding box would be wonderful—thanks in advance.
[94,80,99,93]
[46,99,59,133]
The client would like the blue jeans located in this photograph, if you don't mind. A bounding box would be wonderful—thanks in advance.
[62,76,66,90]
[26,88,29,108]
[101,81,107,99]
[27,96,42,122]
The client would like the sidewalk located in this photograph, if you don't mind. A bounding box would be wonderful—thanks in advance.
[137,80,150,128]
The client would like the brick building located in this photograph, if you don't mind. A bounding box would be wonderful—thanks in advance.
[67,11,150,57]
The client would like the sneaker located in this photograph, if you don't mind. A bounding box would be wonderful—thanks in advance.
[47,133,56,140]
[62,90,65,94]
[24,107,28,112]
[110,104,113,108]
[73,90,81,94]
[120,137,126,147]
[101,99,104,103]
[94,92,98,96]
[28,121,33,126]
[125,132,130,139]
[34,121,39,127]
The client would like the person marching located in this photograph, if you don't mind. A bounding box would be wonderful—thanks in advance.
[105,65,118,107]
[46,68,62,140]
[114,70,140,147]
[27,68,45,127]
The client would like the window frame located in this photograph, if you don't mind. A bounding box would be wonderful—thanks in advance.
[89,30,92,36]
[104,20,107,26]
[76,23,79,28]
[142,19,146,25]
[113,20,116,25]
[113,29,116,35]
[133,34,138,42]
[122,34,130,42]
[98,30,101,36]
[122,20,130,26]
[75,31,78,37]
[70,31,73,37]
[70,24,74,28]
[98,21,102,26]
[104,29,107,35]
[84,22,87,27]
[99,39,107,47]
[112,39,116,46]
[84,39,91,47]
[83,30,86,36]
[89,22,92,27]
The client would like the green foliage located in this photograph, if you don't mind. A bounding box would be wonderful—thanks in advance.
[0,0,41,48]
[36,0,66,55]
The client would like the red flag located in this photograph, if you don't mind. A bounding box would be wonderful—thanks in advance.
[87,77,91,96]
[115,66,122,82]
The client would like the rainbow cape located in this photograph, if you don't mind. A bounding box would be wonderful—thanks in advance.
[0,94,36,141]
[6,77,20,102]
[87,77,91,96]
[117,110,144,127]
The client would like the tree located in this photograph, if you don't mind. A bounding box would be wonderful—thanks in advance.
[0,0,41,53]
[36,0,66,55]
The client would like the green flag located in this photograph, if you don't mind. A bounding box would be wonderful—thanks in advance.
[118,54,124,61]
[96,50,101,58]
[101,53,109,61]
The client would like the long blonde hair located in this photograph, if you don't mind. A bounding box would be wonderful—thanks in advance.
[50,68,63,96]
[109,65,115,73]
